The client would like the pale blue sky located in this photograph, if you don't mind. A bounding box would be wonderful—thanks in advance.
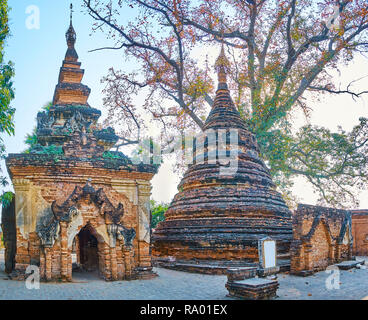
[1,0,368,208]
[1,0,181,204]
[3,0,127,154]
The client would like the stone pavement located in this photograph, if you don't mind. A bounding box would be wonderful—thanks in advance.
[277,264,368,300]
[0,251,367,300]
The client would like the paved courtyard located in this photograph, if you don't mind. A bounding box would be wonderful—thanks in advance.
[0,252,367,300]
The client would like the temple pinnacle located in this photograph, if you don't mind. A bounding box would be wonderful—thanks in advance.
[70,3,73,25]
[214,44,230,86]
[66,3,76,49]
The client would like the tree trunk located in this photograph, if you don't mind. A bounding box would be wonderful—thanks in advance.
[1,195,16,274]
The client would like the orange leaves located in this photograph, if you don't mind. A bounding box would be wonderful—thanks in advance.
[185,74,213,98]
[92,0,368,145]
[187,26,196,44]
[263,60,281,76]
[197,3,220,29]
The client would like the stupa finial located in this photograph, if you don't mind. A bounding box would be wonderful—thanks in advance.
[70,3,73,25]
[66,3,76,49]
[214,42,230,86]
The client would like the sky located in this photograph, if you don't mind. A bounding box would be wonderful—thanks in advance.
[1,0,368,209]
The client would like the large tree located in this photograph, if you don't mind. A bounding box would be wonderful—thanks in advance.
[84,0,368,208]
[0,0,15,206]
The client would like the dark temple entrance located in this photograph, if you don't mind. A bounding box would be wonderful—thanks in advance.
[77,225,99,272]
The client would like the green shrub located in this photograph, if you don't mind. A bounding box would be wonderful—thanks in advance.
[150,200,168,229]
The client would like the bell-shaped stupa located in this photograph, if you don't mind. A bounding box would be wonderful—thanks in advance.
[152,46,292,270]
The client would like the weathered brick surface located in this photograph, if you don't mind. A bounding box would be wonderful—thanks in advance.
[7,164,156,282]
[152,48,292,266]
[351,210,368,256]
[290,204,353,275]
[225,278,279,300]
[5,19,157,282]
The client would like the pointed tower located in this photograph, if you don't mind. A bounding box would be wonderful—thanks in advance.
[35,3,115,156]
[52,4,90,107]
[5,5,158,282]
[152,47,292,270]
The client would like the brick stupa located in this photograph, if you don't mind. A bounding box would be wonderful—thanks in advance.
[5,6,158,282]
[152,47,292,271]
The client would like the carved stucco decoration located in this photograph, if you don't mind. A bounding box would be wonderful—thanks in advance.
[107,223,136,248]
[66,206,83,248]
[12,179,31,239]
[139,202,150,243]
[35,180,136,249]
[37,111,55,130]
[51,180,125,224]
[64,110,89,133]
[36,210,61,248]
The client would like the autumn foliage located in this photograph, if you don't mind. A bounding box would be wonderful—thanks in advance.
[84,0,368,208]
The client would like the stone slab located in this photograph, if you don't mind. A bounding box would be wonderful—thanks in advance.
[234,277,278,287]
[355,257,366,265]
[335,260,361,270]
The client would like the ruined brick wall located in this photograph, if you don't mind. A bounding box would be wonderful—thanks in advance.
[4,15,157,282]
[290,204,352,276]
[351,210,368,256]
[6,162,154,282]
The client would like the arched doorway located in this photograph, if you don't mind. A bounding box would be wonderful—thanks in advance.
[78,225,99,271]
[72,224,101,279]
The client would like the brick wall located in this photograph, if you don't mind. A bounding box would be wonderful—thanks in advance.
[7,164,155,282]
[351,210,368,256]
[290,204,353,276]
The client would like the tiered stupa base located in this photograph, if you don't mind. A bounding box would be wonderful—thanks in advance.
[153,215,292,274]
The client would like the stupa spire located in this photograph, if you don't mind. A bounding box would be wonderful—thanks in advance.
[52,3,90,106]
[70,2,73,24]
[214,43,230,87]
[66,3,76,49]
[202,43,244,130]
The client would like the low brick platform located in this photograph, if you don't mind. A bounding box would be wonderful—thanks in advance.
[153,258,290,275]
[227,267,257,281]
[257,266,280,277]
[226,278,279,300]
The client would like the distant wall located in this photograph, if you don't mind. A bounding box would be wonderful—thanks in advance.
[290,204,352,276]
[351,210,368,256]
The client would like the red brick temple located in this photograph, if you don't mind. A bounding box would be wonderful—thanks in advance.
[352,210,368,256]
[4,8,158,282]
[152,47,293,272]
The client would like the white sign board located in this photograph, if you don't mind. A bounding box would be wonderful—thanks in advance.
[263,240,276,269]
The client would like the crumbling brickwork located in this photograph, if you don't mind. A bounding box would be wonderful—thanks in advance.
[351,210,368,256]
[152,47,292,268]
[290,204,353,276]
[5,17,157,282]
